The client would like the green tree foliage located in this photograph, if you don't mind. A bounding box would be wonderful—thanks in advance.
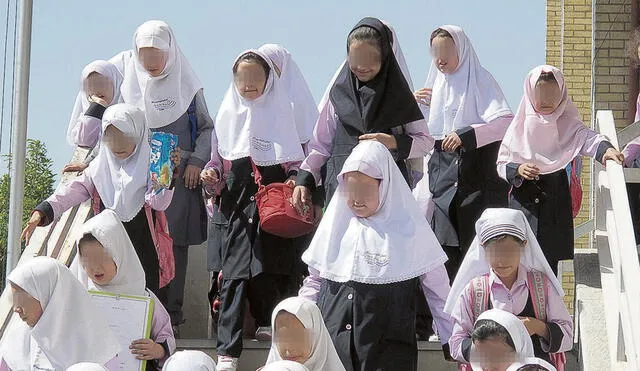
[0,139,56,289]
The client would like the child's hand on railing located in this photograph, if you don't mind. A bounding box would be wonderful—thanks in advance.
[21,211,43,244]
[603,148,624,166]
[63,162,89,173]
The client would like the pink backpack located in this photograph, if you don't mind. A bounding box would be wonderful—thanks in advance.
[458,270,566,371]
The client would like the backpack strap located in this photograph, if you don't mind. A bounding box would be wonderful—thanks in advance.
[470,274,491,320]
[527,270,548,322]
[187,98,198,146]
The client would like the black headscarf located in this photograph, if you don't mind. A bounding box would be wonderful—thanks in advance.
[329,17,424,134]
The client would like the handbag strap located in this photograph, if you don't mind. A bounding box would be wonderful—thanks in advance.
[249,159,263,188]
[144,204,158,248]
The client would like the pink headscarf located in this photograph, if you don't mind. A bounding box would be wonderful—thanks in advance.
[497,65,603,178]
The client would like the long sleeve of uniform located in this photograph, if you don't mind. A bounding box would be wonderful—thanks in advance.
[456,115,514,150]
[188,89,215,169]
[448,282,476,363]
[37,173,96,225]
[0,359,8,371]
[623,136,640,167]
[299,267,322,303]
[149,292,176,368]
[577,126,614,161]
[541,278,573,353]
[74,103,107,148]
[419,265,453,345]
[145,179,174,212]
[203,127,226,198]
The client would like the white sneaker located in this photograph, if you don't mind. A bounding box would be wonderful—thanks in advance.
[255,326,273,341]
[428,334,441,343]
[217,355,239,371]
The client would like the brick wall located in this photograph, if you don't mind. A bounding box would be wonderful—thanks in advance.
[594,0,636,127]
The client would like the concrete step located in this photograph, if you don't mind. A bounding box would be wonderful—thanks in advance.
[177,339,459,371]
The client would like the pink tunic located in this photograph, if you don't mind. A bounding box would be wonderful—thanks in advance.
[300,100,434,185]
[448,265,573,363]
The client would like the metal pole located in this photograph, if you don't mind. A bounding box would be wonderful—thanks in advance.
[6,0,33,279]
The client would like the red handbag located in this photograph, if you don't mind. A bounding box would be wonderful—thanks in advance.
[570,157,583,218]
[251,161,316,238]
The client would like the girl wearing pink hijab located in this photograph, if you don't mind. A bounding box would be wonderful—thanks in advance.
[497,65,624,274]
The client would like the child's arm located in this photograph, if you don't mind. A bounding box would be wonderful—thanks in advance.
[448,282,476,363]
[74,103,107,148]
[396,117,435,161]
[202,126,225,197]
[299,266,322,303]
[457,114,514,150]
[36,173,96,225]
[622,136,640,167]
[296,100,338,191]
[149,292,176,368]
[540,280,574,353]
[145,180,175,212]
[419,265,453,345]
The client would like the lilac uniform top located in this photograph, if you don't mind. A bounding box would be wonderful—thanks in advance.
[300,100,434,185]
[448,264,573,363]
[299,264,454,346]
[36,172,173,226]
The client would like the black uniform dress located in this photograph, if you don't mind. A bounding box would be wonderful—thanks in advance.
[504,141,613,275]
[215,157,300,358]
[429,126,510,281]
[626,156,640,244]
[296,18,429,371]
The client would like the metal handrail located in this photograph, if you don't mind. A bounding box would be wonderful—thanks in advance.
[595,110,640,368]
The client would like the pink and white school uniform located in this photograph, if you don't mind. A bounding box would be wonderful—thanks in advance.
[445,208,572,369]
[0,257,120,371]
[71,210,176,369]
[33,104,173,293]
[496,65,615,274]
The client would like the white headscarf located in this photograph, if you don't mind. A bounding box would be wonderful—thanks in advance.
[317,20,414,111]
[262,361,311,371]
[266,297,345,371]
[71,209,146,296]
[1,257,120,370]
[120,20,202,129]
[444,208,564,314]
[506,357,557,371]
[470,309,535,370]
[423,25,512,139]
[162,350,217,371]
[215,49,306,166]
[66,363,109,371]
[66,60,123,146]
[302,140,447,284]
[85,104,150,222]
[257,44,318,144]
[497,65,604,177]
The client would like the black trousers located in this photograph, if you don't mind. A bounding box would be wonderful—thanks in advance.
[216,273,293,357]
[162,244,189,325]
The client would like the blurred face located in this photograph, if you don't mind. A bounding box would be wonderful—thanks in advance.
[484,237,524,281]
[11,284,43,327]
[79,239,117,286]
[104,125,137,160]
[431,36,459,74]
[472,337,517,371]
[138,47,168,77]
[534,79,563,114]
[274,311,312,364]
[85,72,115,104]
[348,40,382,82]
[344,171,380,218]
[234,61,267,100]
